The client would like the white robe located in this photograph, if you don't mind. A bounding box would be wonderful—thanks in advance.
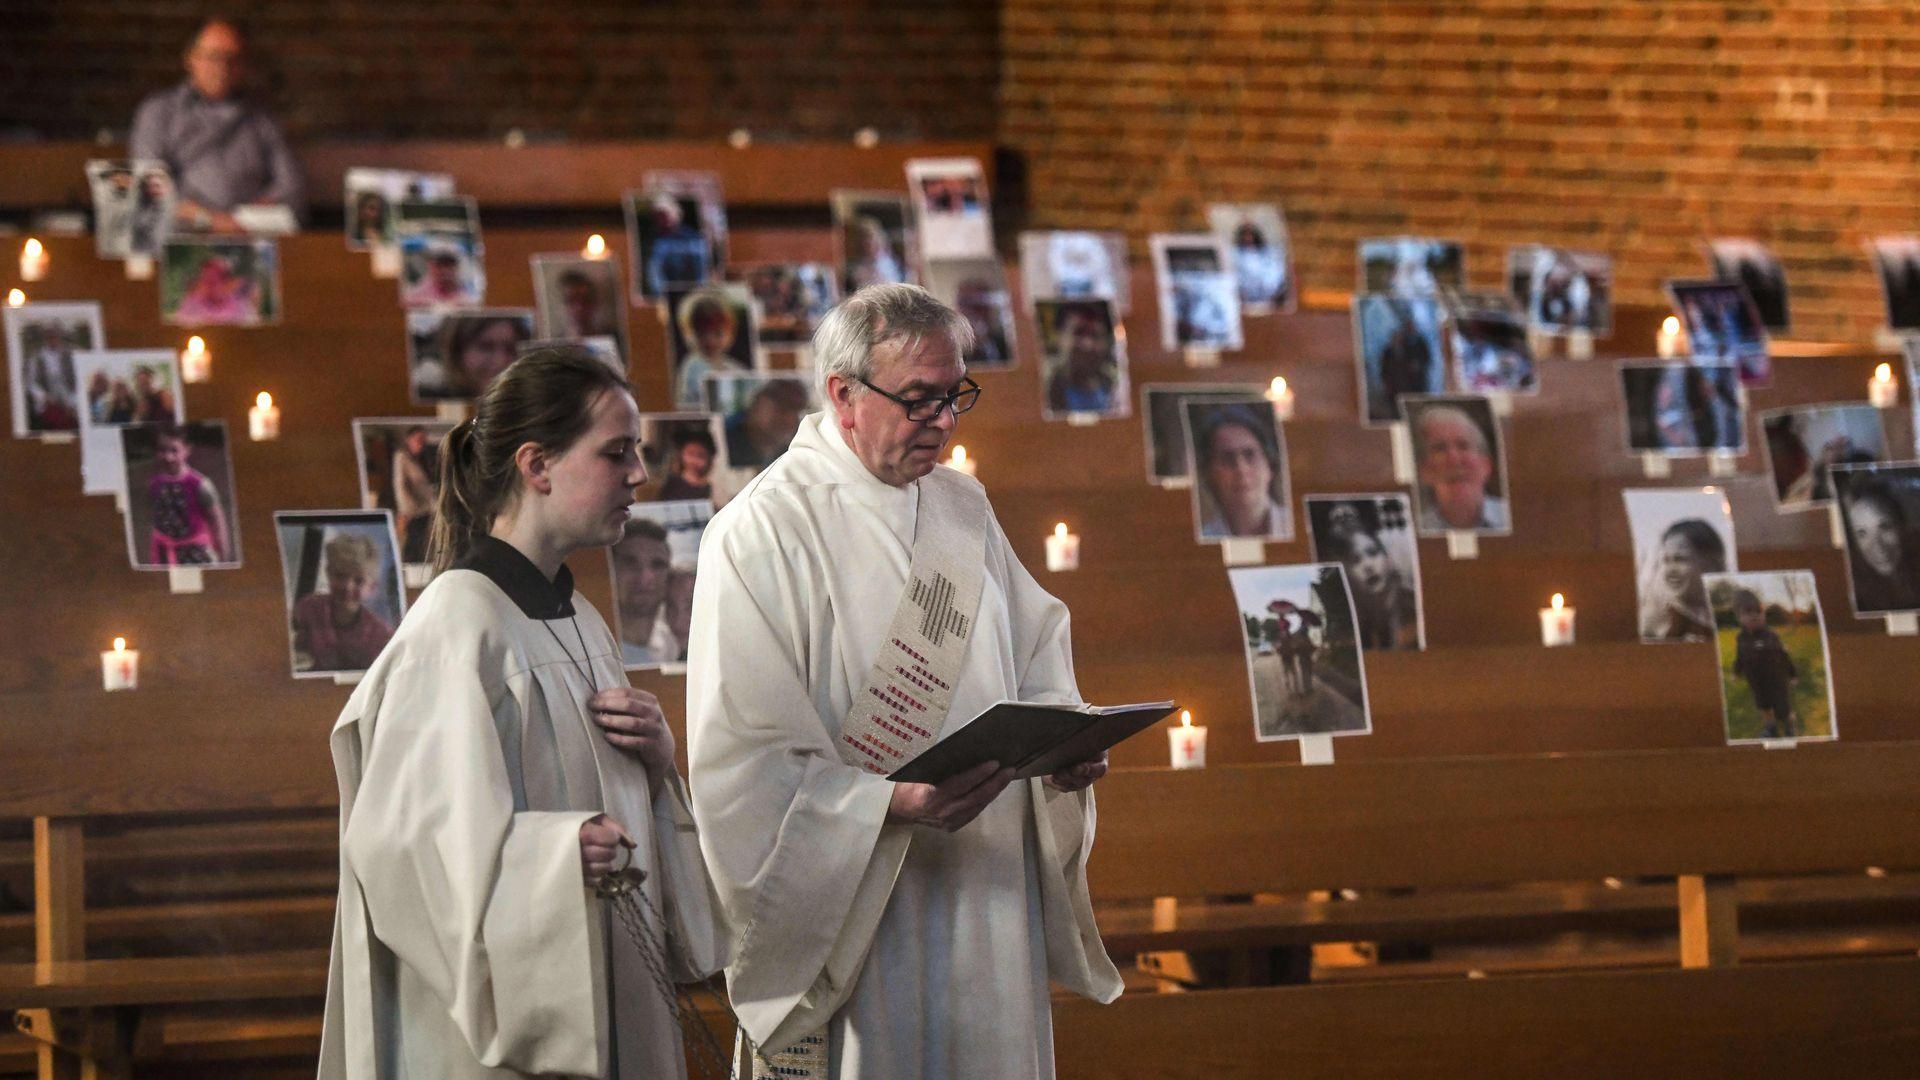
[686,412,1123,1079]
[319,569,726,1080]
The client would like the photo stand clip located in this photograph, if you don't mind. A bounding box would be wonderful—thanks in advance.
[1639,452,1673,479]
[1566,329,1595,361]
[1219,538,1265,566]
[113,489,129,516]
[436,401,472,423]
[659,662,688,677]
[1298,734,1335,766]
[402,564,433,590]
[1760,738,1799,751]
[1486,392,1513,419]
[369,245,402,280]
[1182,347,1222,369]
[1389,423,1415,484]
[1066,412,1100,428]
[1707,452,1739,477]
[124,255,154,281]
[167,566,204,595]
[1887,612,1918,637]
[333,671,364,687]
[1828,504,1847,549]
[40,432,75,445]
[1446,531,1479,560]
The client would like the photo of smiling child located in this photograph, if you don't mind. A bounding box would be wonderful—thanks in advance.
[274,510,406,679]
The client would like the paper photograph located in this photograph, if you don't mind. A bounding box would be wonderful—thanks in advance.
[74,349,183,495]
[161,238,279,326]
[924,256,1017,369]
[1359,236,1464,297]
[1704,570,1836,746]
[1305,494,1425,652]
[906,156,993,261]
[7,300,104,437]
[1228,563,1373,742]
[1706,238,1790,333]
[274,510,406,680]
[737,263,839,348]
[1036,298,1128,420]
[1623,486,1737,643]
[1829,462,1920,616]
[832,190,917,294]
[87,159,174,260]
[626,173,728,302]
[1759,402,1888,511]
[1868,235,1920,331]
[610,500,713,670]
[1150,233,1243,352]
[532,255,628,360]
[398,227,485,309]
[1352,293,1446,426]
[1618,361,1746,456]
[636,412,726,504]
[1208,203,1295,315]
[1668,279,1771,386]
[1402,394,1511,537]
[704,372,816,470]
[1507,245,1612,336]
[120,420,240,571]
[1017,230,1130,316]
[1140,383,1265,485]
[1446,291,1537,394]
[343,167,454,251]
[668,284,759,409]
[406,308,535,402]
[353,419,454,566]
[1183,397,1292,543]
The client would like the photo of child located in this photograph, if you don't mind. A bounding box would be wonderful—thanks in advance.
[274,510,406,679]
[161,238,279,326]
[1623,487,1737,643]
[668,284,758,409]
[1704,570,1836,745]
[120,420,240,571]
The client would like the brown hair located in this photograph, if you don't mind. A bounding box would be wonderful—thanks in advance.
[427,346,632,573]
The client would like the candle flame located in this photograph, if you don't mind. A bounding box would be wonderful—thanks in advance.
[186,335,205,354]
[113,637,126,652]
[23,238,43,258]
[255,391,273,409]
[5,289,23,307]
[1661,316,1680,335]
[1180,709,1192,728]
[1269,376,1289,396]
[1053,522,1068,538]
[1551,593,1565,609]
[1874,362,1893,383]
[585,233,607,257]
[951,445,968,464]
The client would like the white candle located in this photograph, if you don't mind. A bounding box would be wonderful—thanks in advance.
[1869,362,1899,408]
[180,336,211,383]
[1044,522,1080,572]
[945,444,977,477]
[1656,316,1684,360]
[19,238,47,282]
[1168,709,1207,769]
[101,637,139,691]
[248,391,281,441]
[5,288,24,308]
[584,233,608,259]
[1265,376,1295,421]
[1539,592,1576,647]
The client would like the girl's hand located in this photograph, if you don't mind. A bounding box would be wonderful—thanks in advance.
[589,687,675,789]
[579,813,634,885]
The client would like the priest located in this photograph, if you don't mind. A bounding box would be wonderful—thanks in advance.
[686,283,1122,1078]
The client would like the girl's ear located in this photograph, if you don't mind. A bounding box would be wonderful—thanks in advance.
[513,441,552,496]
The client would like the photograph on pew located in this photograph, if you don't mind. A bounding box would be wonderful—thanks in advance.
[1668,279,1771,386]
[734,262,839,350]
[1623,486,1738,643]
[394,195,481,247]
[1140,382,1265,486]
[832,189,918,294]
[1208,202,1296,315]
[1036,298,1129,420]
[907,156,994,261]
[86,159,175,260]
[1352,293,1446,426]
[1018,229,1130,315]
[74,348,183,496]
[1445,290,1538,394]
[1759,402,1889,512]
[1359,235,1464,298]
[5,299,102,438]
[1828,462,1920,616]
[352,418,454,568]
[1907,339,1920,456]
[610,499,712,670]
[161,238,279,326]
[1183,397,1292,543]
[668,283,759,409]
[273,510,406,680]
[1507,244,1613,337]
[342,167,454,251]
[1706,238,1791,334]
[1305,494,1426,651]
[1150,233,1243,353]
[625,172,728,303]
[1403,394,1512,536]
[1618,360,1747,457]
[923,256,1018,369]
[703,371,815,472]
[398,227,485,309]
[1227,562,1372,742]
[1867,234,1920,332]
[405,308,533,402]
[532,254,629,362]
[635,412,728,505]
[119,419,240,571]
[1703,569,1837,746]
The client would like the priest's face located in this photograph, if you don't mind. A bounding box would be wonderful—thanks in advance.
[540,389,646,549]
[835,335,967,487]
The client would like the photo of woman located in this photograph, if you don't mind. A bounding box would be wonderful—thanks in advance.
[1830,463,1920,616]
[1624,487,1737,643]
[1306,494,1425,651]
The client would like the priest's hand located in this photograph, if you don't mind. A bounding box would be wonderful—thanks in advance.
[887,760,1016,833]
[589,687,675,791]
[1044,751,1108,793]
[580,814,636,885]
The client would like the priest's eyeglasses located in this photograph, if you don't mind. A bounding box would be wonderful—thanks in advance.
[857,376,982,422]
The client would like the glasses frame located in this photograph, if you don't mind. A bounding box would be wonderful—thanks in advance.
[855,375,982,422]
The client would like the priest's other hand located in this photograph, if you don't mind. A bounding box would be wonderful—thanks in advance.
[580,814,636,885]
[590,687,675,790]
[1044,751,1108,793]
[887,761,1016,833]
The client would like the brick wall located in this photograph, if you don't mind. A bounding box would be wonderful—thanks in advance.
[1000,1,1920,343]
[0,1,998,143]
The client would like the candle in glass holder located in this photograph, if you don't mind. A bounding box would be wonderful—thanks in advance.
[1539,593,1576,647]
[19,238,47,281]
[248,391,281,441]
[1869,362,1899,408]
[180,336,211,383]
[1656,316,1684,359]
[1265,376,1295,420]
[1044,522,1080,572]
[101,637,138,691]
[6,289,24,308]
[584,233,608,259]
[1168,710,1207,769]
[945,444,977,477]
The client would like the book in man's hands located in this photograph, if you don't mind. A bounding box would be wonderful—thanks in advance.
[886,700,1178,786]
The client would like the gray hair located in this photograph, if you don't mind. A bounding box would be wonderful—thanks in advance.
[1414,404,1489,458]
[811,283,974,400]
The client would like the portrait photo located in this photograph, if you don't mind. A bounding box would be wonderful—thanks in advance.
[1668,279,1771,386]
[832,190,917,295]
[924,257,1017,369]
[1703,570,1837,746]
[1508,245,1613,336]
[87,159,174,260]
[342,166,454,251]
[1228,563,1372,743]
[1359,236,1464,297]
[7,300,104,438]
[1017,230,1130,315]
[1352,293,1446,426]
[274,510,406,680]
[74,349,182,496]
[161,238,279,326]
[1036,298,1128,420]
[1446,292,1537,394]
[352,418,454,567]
[1706,238,1790,333]
[906,156,994,261]
[1304,494,1426,652]
[119,420,240,571]
[1207,203,1295,315]
[1140,383,1265,485]
[1623,486,1738,643]
[1150,234,1243,352]
[610,500,713,670]
[1182,397,1293,543]
[405,308,535,402]
[625,171,728,302]
[1619,361,1746,456]
[668,284,759,409]
[398,227,485,309]
[704,372,816,471]
[736,263,839,348]
[393,197,481,243]
[636,412,727,505]
[1867,235,1920,331]
[1760,402,1889,511]
[1402,394,1512,537]
[1829,462,1920,616]
[532,255,628,360]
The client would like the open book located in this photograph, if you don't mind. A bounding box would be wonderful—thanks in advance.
[886,700,1178,785]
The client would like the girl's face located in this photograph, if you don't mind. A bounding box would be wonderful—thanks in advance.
[1345,533,1394,596]
[693,315,734,358]
[327,564,371,618]
[156,435,189,474]
[676,441,712,480]
[459,322,522,391]
[1659,534,1704,592]
[1850,500,1903,577]
[537,389,647,552]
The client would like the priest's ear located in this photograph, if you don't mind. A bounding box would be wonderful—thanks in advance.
[512,441,555,496]
[826,373,858,427]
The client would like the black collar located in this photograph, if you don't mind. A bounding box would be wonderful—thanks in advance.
[453,536,576,619]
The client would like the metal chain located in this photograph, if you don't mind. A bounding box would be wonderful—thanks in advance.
[597,863,744,1080]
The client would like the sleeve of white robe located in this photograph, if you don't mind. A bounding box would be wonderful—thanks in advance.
[340,653,606,1076]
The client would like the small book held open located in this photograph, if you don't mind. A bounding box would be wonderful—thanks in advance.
[886,700,1178,785]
